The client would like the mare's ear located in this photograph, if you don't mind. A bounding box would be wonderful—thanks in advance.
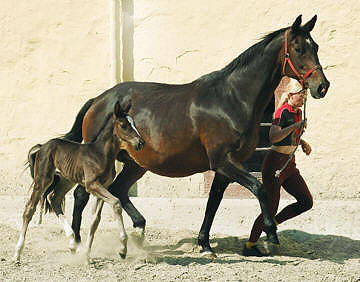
[114,101,125,118]
[291,15,302,33]
[303,15,317,33]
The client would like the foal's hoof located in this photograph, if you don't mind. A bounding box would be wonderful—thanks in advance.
[12,257,21,266]
[119,251,127,259]
[69,239,80,254]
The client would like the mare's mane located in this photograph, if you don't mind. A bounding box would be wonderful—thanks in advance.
[196,27,288,83]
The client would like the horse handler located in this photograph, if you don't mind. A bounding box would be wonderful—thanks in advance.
[243,80,313,257]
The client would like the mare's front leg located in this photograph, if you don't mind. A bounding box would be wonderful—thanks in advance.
[108,159,146,240]
[198,172,230,256]
[217,152,278,244]
[86,180,127,261]
[85,197,104,264]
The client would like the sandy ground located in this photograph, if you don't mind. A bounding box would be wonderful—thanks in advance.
[0,194,359,282]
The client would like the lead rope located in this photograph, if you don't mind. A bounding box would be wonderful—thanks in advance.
[275,91,307,178]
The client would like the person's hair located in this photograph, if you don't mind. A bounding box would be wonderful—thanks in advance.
[276,78,303,109]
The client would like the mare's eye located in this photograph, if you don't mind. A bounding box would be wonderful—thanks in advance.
[121,123,127,129]
[295,48,301,53]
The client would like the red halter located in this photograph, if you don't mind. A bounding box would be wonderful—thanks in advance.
[282,29,321,87]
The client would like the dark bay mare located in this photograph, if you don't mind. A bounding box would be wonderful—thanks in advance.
[14,102,144,263]
[40,15,329,256]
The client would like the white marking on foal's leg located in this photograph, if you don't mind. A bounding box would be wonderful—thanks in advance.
[85,198,104,264]
[113,202,127,259]
[13,231,26,263]
[58,214,74,238]
[58,214,78,253]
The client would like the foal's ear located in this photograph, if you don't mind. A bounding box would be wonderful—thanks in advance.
[291,15,302,33]
[114,101,125,118]
[122,100,131,114]
[303,15,317,33]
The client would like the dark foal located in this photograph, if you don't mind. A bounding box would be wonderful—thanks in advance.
[14,102,144,263]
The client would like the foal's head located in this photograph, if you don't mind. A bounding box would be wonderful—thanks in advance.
[113,101,145,151]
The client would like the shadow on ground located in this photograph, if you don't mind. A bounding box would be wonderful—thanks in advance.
[141,229,360,266]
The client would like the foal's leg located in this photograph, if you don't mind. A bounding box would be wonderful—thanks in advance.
[86,181,127,260]
[217,152,278,244]
[198,172,230,256]
[13,183,43,263]
[108,159,146,238]
[37,195,45,225]
[85,197,104,263]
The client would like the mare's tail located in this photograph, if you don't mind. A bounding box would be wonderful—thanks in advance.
[60,98,95,142]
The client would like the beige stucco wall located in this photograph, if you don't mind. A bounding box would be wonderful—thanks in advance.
[1,1,359,199]
[0,0,112,194]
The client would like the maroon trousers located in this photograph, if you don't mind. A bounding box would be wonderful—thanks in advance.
[249,150,313,242]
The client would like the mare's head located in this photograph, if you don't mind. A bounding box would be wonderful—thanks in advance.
[282,15,330,99]
[113,101,145,151]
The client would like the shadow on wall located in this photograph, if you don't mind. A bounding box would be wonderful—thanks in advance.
[122,0,134,81]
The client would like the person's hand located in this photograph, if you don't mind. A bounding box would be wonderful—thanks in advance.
[294,120,306,130]
[301,139,312,155]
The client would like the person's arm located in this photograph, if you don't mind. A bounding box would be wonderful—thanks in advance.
[269,120,304,144]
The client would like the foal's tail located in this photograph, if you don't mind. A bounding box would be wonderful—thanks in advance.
[26,144,42,178]
[60,98,95,142]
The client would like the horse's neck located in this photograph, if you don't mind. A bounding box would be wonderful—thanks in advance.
[223,35,283,121]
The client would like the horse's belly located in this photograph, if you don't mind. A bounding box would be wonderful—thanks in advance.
[127,144,210,177]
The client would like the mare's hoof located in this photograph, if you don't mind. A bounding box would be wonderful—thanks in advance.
[264,225,279,245]
[119,252,127,259]
[263,240,280,256]
[267,232,279,245]
[200,246,217,258]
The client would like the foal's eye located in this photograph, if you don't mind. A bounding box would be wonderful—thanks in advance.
[121,123,127,129]
[295,48,301,53]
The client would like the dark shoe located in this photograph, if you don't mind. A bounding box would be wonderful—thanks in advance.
[243,244,268,257]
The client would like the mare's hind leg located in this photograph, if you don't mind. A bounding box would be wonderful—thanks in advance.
[108,159,146,239]
[71,185,90,247]
[85,180,128,260]
[85,197,104,263]
[217,152,278,244]
[198,172,230,256]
